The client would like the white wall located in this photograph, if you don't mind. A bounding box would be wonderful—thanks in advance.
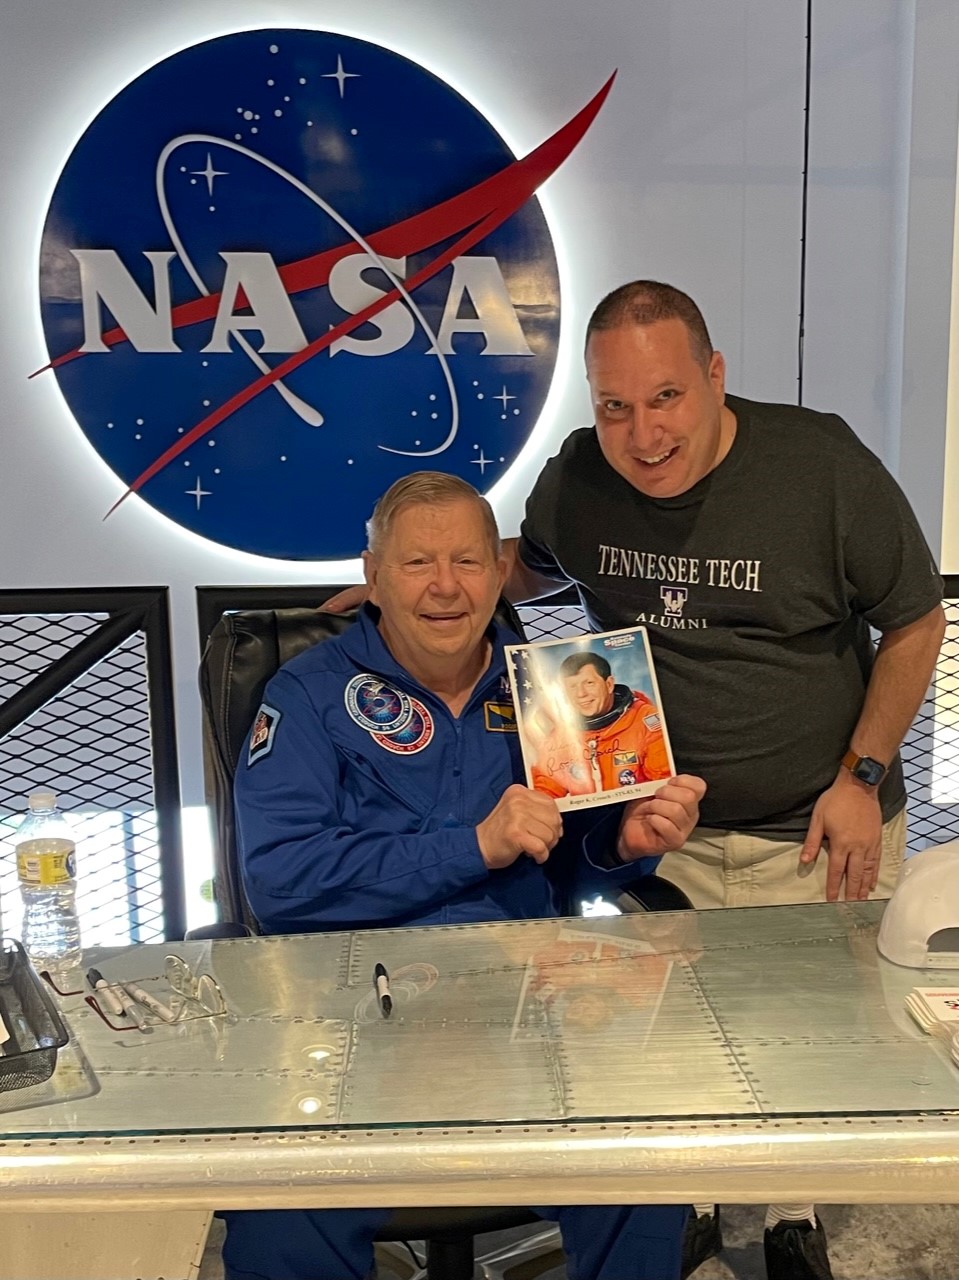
[802,0,959,559]
[0,1,954,833]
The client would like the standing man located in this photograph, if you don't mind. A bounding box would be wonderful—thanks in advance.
[507,281,946,1279]
[228,472,705,1280]
[513,282,944,906]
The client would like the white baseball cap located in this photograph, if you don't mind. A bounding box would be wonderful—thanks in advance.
[877,840,959,969]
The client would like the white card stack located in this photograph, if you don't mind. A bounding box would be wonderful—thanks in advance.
[905,987,959,1065]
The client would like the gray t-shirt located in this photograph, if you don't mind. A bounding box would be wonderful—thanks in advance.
[519,395,943,837]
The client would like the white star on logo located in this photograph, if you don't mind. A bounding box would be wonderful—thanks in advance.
[190,152,228,197]
[186,478,212,510]
[322,54,360,99]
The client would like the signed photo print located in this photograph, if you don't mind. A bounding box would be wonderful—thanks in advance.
[505,626,675,812]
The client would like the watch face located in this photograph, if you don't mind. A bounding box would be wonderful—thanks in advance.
[853,756,885,786]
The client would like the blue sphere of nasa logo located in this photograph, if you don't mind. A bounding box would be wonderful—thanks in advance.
[39,29,560,560]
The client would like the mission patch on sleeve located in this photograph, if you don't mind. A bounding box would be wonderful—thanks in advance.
[248,704,281,766]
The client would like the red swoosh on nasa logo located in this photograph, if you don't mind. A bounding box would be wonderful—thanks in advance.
[36,73,615,512]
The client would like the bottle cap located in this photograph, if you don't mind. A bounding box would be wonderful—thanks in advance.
[28,789,57,810]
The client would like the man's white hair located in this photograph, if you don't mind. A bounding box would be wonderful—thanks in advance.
[366,471,502,557]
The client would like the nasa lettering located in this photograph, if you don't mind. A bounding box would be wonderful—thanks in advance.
[38,29,611,559]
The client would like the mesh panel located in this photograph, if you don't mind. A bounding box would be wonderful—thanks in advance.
[519,599,959,853]
[0,616,162,946]
[904,601,959,851]
[0,613,102,703]
[517,603,590,643]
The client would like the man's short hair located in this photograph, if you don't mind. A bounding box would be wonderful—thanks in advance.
[559,651,611,681]
[585,281,713,369]
[366,471,501,557]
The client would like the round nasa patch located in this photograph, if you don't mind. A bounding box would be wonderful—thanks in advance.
[344,674,414,733]
[372,697,434,754]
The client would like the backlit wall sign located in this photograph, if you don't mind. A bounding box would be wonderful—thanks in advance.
[36,29,612,559]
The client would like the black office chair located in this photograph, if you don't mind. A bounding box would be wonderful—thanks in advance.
[199,602,352,931]
[196,596,690,1279]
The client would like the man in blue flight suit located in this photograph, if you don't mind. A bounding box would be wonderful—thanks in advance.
[225,471,706,1280]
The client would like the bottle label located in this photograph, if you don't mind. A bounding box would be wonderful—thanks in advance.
[16,842,76,886]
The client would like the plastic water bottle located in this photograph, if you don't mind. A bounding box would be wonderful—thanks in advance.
[14,789,81,971]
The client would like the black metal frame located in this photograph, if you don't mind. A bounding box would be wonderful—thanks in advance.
[196,585,342,652]
[0,587,185,941]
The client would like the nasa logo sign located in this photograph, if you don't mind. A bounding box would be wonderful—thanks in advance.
[37,29,612,559]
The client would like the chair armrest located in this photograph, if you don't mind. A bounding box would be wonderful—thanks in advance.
[184,922,253,940]
[613,874,693,913]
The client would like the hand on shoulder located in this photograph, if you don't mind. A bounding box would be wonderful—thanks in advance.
[319,585,368,613]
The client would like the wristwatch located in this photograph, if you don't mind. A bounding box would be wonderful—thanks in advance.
[841,749,887,786]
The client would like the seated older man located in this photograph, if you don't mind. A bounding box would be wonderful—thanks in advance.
[225,472,705,1280]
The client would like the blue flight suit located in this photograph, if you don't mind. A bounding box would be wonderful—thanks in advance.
[222,606,687,1280]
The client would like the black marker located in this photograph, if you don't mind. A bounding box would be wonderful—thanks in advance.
[87,967,127,1019]
[373,963,392,1018]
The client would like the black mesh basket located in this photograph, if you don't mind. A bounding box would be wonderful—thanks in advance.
[0,939,69,1092]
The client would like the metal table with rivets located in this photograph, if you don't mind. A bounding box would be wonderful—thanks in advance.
[0,902,955,1278]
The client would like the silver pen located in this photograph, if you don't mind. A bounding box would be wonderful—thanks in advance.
[112,982,152,1031]
[122,981,177,1024]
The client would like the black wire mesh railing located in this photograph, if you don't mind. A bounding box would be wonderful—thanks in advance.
[901,597,959,851]
[0,613,104,702]
[0,621,155,944]
[0,591,184,946]
[520,587,959,855]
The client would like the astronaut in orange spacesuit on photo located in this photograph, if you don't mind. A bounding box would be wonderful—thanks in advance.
[531,651,670,799]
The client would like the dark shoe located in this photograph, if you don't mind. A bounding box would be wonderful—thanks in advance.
[764,1216,834,1280]
[681,1207,722,1278]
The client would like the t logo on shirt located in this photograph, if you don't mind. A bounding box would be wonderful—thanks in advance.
[661,586,688,617]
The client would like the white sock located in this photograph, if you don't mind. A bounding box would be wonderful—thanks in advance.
[765,1203,817,1230]
[692,1204,715,1219]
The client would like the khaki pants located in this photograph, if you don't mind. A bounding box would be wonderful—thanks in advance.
[656,808,906,909]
